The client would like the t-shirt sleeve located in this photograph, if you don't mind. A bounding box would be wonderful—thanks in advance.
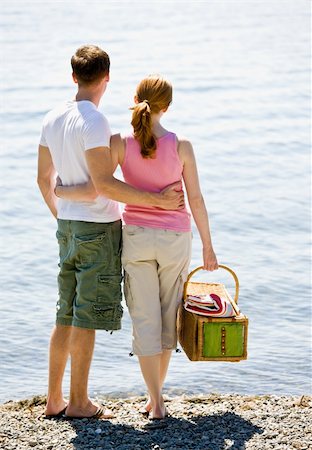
[82,113,111,151]
[39,124,48,147]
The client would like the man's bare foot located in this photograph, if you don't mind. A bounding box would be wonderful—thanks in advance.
[64,400,114,419]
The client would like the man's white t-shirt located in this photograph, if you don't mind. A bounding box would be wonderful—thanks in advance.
[39,100,120,223]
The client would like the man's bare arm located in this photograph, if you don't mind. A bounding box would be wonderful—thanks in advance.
[37,145,58,218]
[85,146,184,210]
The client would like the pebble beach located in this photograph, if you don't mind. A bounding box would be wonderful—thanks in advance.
[0,394,311,450]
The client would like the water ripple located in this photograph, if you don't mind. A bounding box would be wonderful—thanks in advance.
[0,1,310,403]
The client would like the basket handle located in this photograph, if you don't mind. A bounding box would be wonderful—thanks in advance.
[183,264,240,303]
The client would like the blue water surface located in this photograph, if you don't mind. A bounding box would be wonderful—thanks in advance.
[0,1,310,403]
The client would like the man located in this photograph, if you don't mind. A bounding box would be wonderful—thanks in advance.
[37,45,184,419]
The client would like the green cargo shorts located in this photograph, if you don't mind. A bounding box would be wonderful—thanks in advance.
[56,219,123,330]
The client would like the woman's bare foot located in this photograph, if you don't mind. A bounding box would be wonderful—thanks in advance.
[150,401,167,420]
[45,398,68,417]
[142,398,152,415]
[141,396,169,419]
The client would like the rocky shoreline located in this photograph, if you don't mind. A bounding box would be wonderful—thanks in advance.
[0,394,311,449]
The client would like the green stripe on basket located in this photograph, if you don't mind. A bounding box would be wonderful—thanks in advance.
[203,323,244,357]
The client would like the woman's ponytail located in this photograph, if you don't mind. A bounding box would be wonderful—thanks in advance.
[131,99,156,158]
[130,75,172,159]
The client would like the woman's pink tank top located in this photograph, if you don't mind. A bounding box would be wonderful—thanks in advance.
[121,131,191,232]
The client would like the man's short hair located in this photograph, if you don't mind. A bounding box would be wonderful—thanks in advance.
[71,45,110,86]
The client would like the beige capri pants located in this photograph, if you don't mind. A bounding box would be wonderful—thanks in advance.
[122,225,192,356]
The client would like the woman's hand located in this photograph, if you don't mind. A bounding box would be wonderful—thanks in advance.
[203,246,218,271]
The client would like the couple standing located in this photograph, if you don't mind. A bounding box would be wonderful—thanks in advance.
[37,44,218,421]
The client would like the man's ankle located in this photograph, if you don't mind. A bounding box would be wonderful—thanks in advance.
[46,393,64,405]
[68,396,92,409]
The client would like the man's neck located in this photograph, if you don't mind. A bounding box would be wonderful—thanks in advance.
[75,89,101,107]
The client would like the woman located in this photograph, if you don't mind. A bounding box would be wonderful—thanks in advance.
[56,75,218,420]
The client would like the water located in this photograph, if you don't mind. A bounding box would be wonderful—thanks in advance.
[0,1,310,403]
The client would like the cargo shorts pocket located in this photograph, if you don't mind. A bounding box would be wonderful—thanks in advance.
[94,274,123,321]
[75,232,108,263]
[92,303,123,322]
[56,230,69,265]
[97,274,122,303]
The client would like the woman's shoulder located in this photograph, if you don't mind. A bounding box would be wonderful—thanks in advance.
[176,134,192,145]
[110,133,126,166]
[176,135,194,159]
[162,132,191,148]
[119,132,137,145]
[110,133,123,148]
[111,132,136,146]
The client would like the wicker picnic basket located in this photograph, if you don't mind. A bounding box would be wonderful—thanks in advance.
[177,265,248,362]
